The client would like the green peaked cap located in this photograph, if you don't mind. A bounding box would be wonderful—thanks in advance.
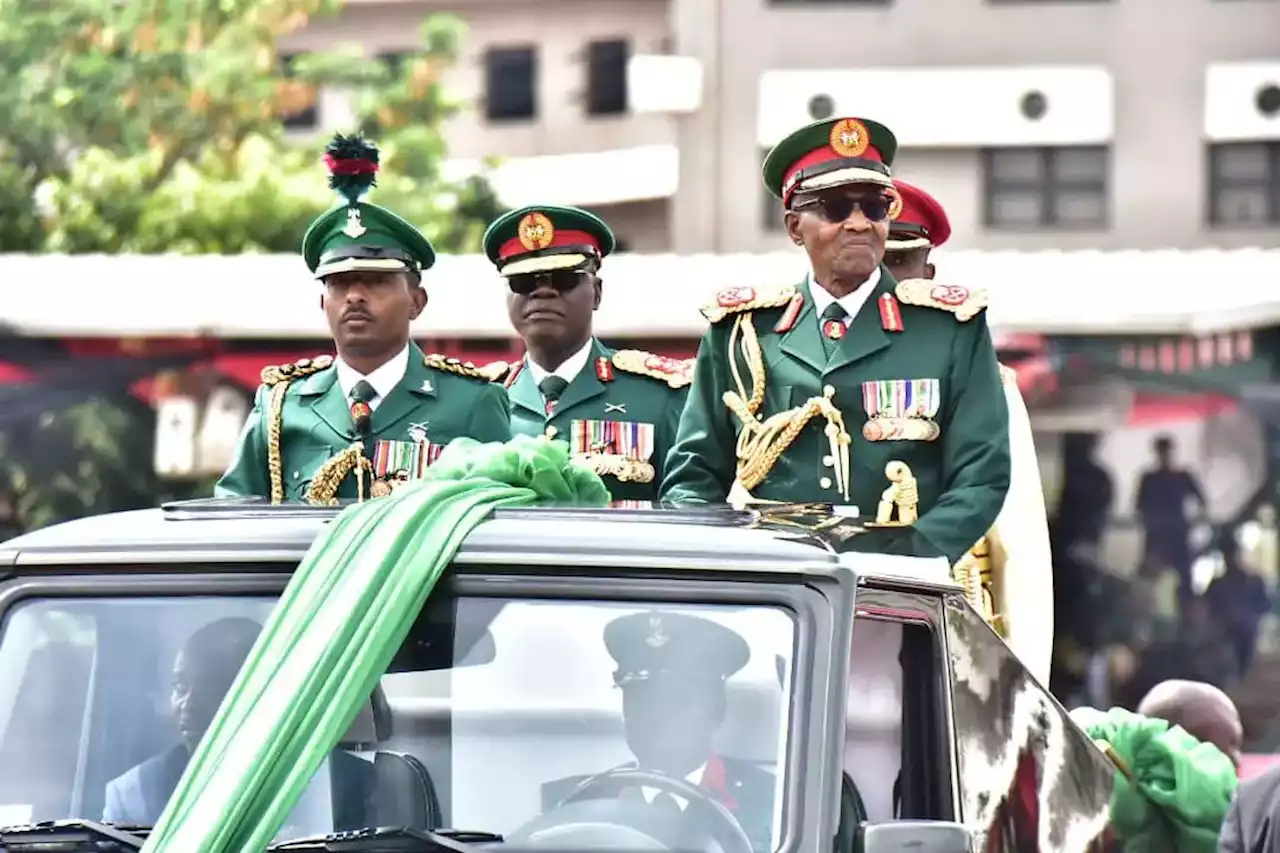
[300,132,436,280]
[482,204,616,278]
[762,116,898,204]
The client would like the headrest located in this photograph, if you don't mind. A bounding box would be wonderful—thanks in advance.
[339,685,394,746]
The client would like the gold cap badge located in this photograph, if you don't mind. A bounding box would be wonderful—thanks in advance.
[517,212,554,251]
[829,118,870,158]
[645,615,669,648]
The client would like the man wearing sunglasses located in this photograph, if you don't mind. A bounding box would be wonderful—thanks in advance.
[660,117,1010,565]
[885,178,1053,683]
[216,133,513,504]
[480,205,691,502]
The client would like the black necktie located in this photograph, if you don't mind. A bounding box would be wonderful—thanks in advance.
[538,376,569,415]
[350,380,377,435]
[820,303,849,358]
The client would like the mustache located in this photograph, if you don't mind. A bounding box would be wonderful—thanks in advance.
[342,308,374,321]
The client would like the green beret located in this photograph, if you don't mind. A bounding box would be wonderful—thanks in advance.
[482,204,616,278]
[604,610,750,687]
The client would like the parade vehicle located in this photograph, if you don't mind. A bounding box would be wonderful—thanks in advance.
[0,498,1116,853]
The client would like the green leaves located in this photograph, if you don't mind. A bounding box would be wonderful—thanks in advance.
[0,0,498,254]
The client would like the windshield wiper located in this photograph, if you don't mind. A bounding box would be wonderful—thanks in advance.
[269,826,502,853]
[0,819,144,852]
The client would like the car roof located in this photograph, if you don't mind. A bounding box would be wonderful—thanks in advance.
[0,499,960,591]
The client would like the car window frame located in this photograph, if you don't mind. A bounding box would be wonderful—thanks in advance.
[0,562,853,853]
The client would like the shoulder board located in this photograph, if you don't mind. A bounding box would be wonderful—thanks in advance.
[261,354,333,387]
[701,283,798,324]
[477,360,515,383]
[997,362,1017,386]
[612,350,694,390]
[424,353,490,381]
[894,279,988,322]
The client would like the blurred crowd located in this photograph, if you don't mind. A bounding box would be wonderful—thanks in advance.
[1051,432,1275,737]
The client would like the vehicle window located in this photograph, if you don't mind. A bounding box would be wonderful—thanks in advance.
[0,592,796,852]
[843,618,903,823]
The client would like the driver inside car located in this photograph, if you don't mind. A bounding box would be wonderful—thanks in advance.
[539,610,777,852]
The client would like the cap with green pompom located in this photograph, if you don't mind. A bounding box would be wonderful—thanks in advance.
[301,133,437,280]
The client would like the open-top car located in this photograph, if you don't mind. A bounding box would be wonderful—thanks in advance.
[0,499,1116,852]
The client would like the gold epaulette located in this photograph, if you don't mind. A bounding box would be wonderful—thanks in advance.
[612,350,694,389]
[261,355,333,387]
[701,283,798,324]
[895,279,988,322]
[476,360,514,383]
[424,353,491,381]
[998,362,1017,386]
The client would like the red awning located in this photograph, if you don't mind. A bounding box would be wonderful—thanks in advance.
[1126,392,1238,426]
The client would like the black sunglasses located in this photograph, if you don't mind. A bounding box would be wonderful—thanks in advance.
[506,270,591,296]
[792,193,892,224]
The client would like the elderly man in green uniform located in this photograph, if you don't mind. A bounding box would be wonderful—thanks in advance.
[480,205,691,503]
[216,134,511,504]
[660,117,1010,563]
[884,178,1054,681]
[539,610,776,852]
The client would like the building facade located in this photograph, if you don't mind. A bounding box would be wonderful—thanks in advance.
[285,0,1280,254]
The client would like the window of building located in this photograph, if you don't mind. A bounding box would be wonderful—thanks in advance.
[484,46,537,122]
[761,148,785,232]
[981,146,1109,229]
[585,39,629,117]
[278,53,318,130]
[1208,142,1280,227]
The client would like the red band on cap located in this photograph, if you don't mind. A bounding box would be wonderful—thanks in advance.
[890,180,952,247]
[498,229,601,262]
[783,146,886,205]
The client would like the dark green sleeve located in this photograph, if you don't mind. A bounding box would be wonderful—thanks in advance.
[654,385,689,487]
[467,382,513,443]
[910,314,1011,562]
[659,328,736,503]
[214,385,271,498]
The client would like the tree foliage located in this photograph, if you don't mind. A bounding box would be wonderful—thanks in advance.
[0,0,507,530]
[0,0,503,254]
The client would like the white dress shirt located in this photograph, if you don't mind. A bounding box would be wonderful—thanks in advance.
[807,266,882,328]
[641,762,708,809]
[335,345,409,411]
[526,338,594,389]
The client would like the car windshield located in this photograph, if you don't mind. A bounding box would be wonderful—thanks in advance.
[0,589,796,850]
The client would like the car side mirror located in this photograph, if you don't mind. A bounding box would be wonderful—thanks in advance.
[858,821,974,853]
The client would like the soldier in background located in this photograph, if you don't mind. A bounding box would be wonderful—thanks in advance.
[481,205,690,503]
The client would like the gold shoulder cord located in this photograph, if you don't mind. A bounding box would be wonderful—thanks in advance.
[304,444,371,506]
[260,356,335,505]
[721,312,852,500]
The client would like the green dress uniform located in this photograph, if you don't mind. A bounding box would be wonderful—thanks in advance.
[480,205,691,503]
[215,133,512,504]
[659,117,1010,563]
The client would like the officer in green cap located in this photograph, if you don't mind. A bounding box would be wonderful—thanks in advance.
[216,133,512,505]
[660,117,1010,564]
[538,610,776,851]
[479,205,691,503]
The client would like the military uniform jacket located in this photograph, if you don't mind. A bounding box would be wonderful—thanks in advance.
[659,269,1011,564]
[215,343,512,502]
[495,340,691,502]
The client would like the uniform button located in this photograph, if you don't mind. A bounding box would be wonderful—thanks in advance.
[823,384,836,397]
[822,455,834,467]
[545,426,558,439]
[292,471,300,480]
[820,477,833,489]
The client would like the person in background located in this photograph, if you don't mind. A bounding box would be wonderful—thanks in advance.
[1136,435,1207,602]
[1206,536,1271,676]
[1219,762,1280,852]
[1137,678,1244,772]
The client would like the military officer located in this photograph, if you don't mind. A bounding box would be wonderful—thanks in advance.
[480,205,691,503]
[216,133,512,504]
[885,178,1054,683]
[539,611,776,852]
[659,116,1010,564]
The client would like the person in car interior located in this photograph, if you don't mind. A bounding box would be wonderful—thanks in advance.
[539,610,777,852]
[101,617,372,831]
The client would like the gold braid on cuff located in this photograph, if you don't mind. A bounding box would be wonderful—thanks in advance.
[721,314,853,500]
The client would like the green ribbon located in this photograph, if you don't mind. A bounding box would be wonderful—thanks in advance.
[142,435,610,853]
